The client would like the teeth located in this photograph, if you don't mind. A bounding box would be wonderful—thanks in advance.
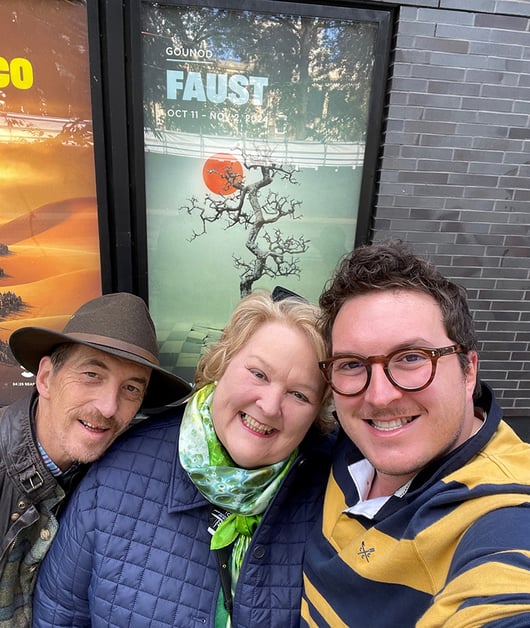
[371,417,413,431]
[81,421,107,432]
[240,413,275,435]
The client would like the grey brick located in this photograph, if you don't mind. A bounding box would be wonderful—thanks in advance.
[398,172,450,183]
[469,162,518,175]
[449,174,500,186]
[433,24,491,43]
[430,50,493,68]
[465,68,514,84]
[494,1,530,18]
[474,13,529,30]
[512,190,530,201]
[418,8,475,25]
[461,97,514,113]
[423,108,477,123]
[490,225,530,238]
[401,145,455,159]
[472,137,524,151]
[440,0,496,11]
[478,289,526,300]
[455,234,505,245]
[500,176,530,189]
[508,128,530,140]
[420,135,474,148]
[506,59,530,73]
[410,161,464,174]
[458,123,509,138]
[482,85,530,101]
[394,49,432,64]
[411,65,467,81]
[463,187,514,200]
[475,310,521,321]
[428,80,480,96]
[413,36,470,53]
[366,0,530,417]
[393,195,448,208]
[397,19,436,37]
[469,41,524,58]
[454,149,503,162]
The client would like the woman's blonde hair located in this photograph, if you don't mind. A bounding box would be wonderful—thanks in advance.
[195,291,335,432]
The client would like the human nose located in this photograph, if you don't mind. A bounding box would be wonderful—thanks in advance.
[92,383,120,418]
[255,386,283,418]
[362,363,403,406]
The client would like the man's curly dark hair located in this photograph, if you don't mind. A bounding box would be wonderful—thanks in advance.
[319,240,479,381]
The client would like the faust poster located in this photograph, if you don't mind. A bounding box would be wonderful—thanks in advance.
[142,1,380,381]
[0,0,100,404]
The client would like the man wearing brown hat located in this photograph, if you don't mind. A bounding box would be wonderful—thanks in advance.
[0,292,191,626]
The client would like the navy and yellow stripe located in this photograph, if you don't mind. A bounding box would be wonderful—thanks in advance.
[302,389,530,627]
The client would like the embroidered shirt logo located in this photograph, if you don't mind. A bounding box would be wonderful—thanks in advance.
[357,540,375,562]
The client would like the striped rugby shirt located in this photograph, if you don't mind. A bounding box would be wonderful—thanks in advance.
[302,384,530,627]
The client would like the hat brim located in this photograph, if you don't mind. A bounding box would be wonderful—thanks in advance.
[9,327,192,409]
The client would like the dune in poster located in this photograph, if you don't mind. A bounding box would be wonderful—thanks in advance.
[142,2,378,381]
[0,0,100,403]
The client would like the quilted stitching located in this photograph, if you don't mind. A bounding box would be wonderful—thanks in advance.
[34,411,334,627]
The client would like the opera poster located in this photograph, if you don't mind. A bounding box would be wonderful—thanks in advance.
[142,1,379,381]
[0,0,101,404]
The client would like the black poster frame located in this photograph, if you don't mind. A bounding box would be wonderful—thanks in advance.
[87,0,394,301]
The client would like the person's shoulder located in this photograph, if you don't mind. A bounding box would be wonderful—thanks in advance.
[99,404,185,465]
[128,404,185,438]
[300,423,340,462]
[487,420,530,463]
[457,420,530,494]
[72,408,183,496]
[0,391,34,424]
[0,392,35,457]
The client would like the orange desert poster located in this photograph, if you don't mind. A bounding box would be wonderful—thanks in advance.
[0,0,101,404]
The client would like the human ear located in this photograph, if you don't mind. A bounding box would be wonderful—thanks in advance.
[464,351,479,399]
[35,356,54,399]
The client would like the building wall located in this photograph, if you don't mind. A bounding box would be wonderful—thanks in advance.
[358,0,530,430]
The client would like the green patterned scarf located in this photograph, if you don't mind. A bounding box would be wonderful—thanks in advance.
[179,383,297,623]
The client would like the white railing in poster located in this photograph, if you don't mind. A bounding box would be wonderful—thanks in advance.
[144,128,365,169]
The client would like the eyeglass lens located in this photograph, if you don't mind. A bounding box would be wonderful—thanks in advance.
[329,349,435,395]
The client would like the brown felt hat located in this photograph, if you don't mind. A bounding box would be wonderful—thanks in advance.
[9,292,192,409]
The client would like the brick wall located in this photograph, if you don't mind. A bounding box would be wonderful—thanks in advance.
[361,0,530,428]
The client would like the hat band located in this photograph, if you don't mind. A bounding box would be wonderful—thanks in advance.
[67,333,160,366]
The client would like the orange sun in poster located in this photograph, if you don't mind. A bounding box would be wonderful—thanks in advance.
[202,153,243,195]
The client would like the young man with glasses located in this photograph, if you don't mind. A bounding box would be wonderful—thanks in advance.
[301,240,530,627]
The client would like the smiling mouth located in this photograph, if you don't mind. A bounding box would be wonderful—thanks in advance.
[79,420,109,433]
[370,416,416,431]
[240,412,276,435]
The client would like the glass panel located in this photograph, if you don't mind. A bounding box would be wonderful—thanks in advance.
[0,0,101,404]
[142,0,383,382]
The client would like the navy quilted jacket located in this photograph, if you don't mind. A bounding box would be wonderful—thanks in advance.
[32,406,335,627]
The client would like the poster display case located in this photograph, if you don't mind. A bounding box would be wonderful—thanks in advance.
[0,0,101,404]
[140,0,392,382]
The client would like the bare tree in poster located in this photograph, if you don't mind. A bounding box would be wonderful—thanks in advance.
[182,150,309,297]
